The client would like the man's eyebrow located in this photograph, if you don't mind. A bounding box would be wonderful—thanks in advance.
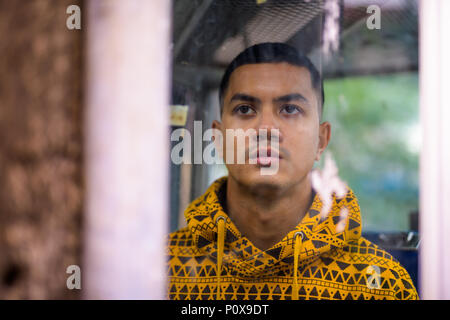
[274,93,309,104]
[229,93,262,104]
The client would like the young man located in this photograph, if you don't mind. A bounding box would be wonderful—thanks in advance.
[167,42,418,300]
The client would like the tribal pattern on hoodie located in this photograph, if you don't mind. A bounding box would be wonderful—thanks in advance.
[167,176,419,300]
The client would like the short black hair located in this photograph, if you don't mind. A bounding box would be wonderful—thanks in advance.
[219,42,324,116]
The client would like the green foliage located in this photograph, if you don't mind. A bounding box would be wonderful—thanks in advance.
[321,73,419,231]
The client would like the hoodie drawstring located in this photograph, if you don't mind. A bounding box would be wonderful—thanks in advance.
[216,216,226,300]
[292,231,304,300]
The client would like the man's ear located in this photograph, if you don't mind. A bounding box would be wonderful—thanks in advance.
[212,119,221,131]
[315,121,331,161]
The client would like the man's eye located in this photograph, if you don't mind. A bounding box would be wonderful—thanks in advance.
[281,104,301,115]
[235,105,255,115]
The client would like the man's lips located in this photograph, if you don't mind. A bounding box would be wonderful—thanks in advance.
[257,156,275,166]
[249,148,282,166]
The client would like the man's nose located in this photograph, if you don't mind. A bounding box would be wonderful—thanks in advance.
[256,109,282,143]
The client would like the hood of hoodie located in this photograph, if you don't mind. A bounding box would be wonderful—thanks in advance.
[185,176,362,279]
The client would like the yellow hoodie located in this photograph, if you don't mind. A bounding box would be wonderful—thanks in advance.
[167,176,418,300]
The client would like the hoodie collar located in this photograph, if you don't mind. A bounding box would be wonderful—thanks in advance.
[185,176,362,276]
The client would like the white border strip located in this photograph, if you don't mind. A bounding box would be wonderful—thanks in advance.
[83,0,171,299]
[419,0,450,300]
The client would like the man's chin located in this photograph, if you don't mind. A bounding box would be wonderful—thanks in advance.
[234,170,286,191]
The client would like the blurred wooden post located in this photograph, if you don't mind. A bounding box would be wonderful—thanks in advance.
[84,0,171,299]
[419,0,450,300]
[0,0,83,299]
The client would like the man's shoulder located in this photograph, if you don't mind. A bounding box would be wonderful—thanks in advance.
[330,236,419,299]
[167,226,199,253]
[168,226,192,245]
[343,236,409,275]
[345,236,400,263]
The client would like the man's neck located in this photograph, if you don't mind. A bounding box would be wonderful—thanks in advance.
[225,175,314,251]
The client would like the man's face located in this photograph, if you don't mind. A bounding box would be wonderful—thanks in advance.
[213,62,330,191]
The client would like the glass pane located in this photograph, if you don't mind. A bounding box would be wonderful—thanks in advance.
[169,0,420,300]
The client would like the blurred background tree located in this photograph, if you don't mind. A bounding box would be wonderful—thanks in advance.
[321,73,419,231]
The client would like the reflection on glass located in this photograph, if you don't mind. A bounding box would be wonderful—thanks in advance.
[168,0,420,300]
